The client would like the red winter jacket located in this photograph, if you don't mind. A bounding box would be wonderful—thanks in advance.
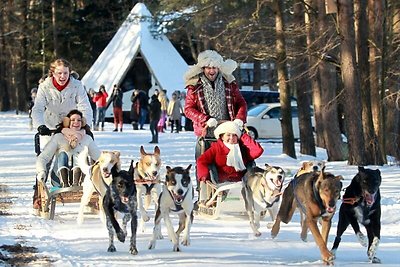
[197,133,264,183]
[184,78,247,137]
[93,91,109,108]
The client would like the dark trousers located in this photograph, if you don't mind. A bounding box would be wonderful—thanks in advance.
[150,120,158,143]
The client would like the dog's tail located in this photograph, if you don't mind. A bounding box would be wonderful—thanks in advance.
[77,146,91,177]
[277,180,295,224]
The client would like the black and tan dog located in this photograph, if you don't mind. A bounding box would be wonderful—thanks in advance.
[103,167,138,255]
[242,164,286,236]
[271,168,343,264]
[148,164,194,252]
[331,166,382,263]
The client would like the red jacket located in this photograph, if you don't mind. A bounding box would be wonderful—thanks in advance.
[93,91,108,108]
[184,78,247,137]
[197,133,264,183]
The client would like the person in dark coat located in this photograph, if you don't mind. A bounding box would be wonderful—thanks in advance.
[148,94,161,143]
[130,89,140,130]
[110,84,123,132]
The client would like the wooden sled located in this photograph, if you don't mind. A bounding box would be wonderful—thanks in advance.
[197,180,246,219]
[33,133,99,220]
[36,181,99,220]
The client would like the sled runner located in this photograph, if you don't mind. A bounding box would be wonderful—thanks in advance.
[33,132,99,220]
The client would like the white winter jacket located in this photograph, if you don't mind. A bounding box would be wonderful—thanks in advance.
[36,133,101,177]
[32,76,93,129]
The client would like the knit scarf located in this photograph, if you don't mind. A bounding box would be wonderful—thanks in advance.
[61,128,85,149]
[200,73,228,136]
[224,142,246,171]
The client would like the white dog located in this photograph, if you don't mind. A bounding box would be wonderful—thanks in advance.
[148,165,194,252]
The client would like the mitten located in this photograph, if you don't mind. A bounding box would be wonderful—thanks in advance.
[206,118,218,128]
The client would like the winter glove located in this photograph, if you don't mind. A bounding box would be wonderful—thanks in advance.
[37,125,51,136]
[206,118,218,128]
[233,119,244,130]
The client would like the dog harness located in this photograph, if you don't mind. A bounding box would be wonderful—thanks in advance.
[166,189,190,212]
[292,178,326,216]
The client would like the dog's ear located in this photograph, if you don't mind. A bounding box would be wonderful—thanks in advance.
[154,146,160,156]
[264,163,270,168]
[140,146,146,156]
[113,151,120,159]
[166,166,172,173]
[300,161,307,170]
[63,117,70,128]
[128,160,134,177]
[186,164,192,172]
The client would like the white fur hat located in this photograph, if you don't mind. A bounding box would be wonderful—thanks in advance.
[214,121,242,139]
[184,50,238,86]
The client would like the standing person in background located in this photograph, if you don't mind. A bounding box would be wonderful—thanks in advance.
[88,88,97,129]
[167,92,183,133]
[184,50,247,197]
[149,94,161,143]
[110,84,123,132]
[93,85,108,131]
[32,58,93,137]
[138,90,149,130]
[130,89,141,130]
[157,89,168,133]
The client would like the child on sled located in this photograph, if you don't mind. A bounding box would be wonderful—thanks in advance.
[196,121,264,206]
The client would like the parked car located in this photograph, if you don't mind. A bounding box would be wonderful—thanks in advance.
[245,103,314,139]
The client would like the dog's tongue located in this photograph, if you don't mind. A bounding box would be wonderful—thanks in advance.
[121,196,129,204]
[326,207,335,213]
[364,192,376,206]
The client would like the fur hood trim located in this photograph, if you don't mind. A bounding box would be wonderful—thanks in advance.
[184,50,237,86]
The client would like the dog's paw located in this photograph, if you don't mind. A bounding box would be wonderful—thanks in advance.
[356,231,367,247]
[107,245,116,252]
[330,248,336,260]
[266,222,274,229]
[142,213,150,222]
[254,231,262,237]
[129,245,138,255]
[148,241,156,250]
[173,245,181,252]
[181,238,190,246]
[322,251,334,265]
[368,237,380,262]
[116,231,126,243]
[370,256,381,264]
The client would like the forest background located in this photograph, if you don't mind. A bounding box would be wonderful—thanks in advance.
[1,0,400,166]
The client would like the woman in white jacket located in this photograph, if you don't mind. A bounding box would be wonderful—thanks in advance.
[32,58,93,136]
[36,110,101,188]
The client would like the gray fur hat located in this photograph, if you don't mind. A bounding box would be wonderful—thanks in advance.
[184,50,238,86]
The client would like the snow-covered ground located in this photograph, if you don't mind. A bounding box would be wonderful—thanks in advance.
[0,112,399,266]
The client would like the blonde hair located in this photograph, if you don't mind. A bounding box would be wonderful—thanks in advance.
[48,58,72,77]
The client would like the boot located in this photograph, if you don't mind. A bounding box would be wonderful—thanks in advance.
[72,168,82,186]
[59,167,69,187]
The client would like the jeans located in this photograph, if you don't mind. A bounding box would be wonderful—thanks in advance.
[139,108,148,129]
[51,151,69,187]
[96,107,106,128]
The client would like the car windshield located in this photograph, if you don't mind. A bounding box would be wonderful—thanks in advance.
[248,104,268,116]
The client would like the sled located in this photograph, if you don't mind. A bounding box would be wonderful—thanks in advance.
[197,180,246,219]
[33,132,99,220]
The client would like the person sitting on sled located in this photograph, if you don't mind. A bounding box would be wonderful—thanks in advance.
[196,121,264,204]
[36,109,101,188]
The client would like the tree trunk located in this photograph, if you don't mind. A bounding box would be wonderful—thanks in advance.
[355,0,385,165]
[305,0,325,148]
[337,0,366,165]
[368,0,386,162]
[293,0,316,156]
[274,0,296,159]
[51,0,58,57]
[317,0,345,161]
